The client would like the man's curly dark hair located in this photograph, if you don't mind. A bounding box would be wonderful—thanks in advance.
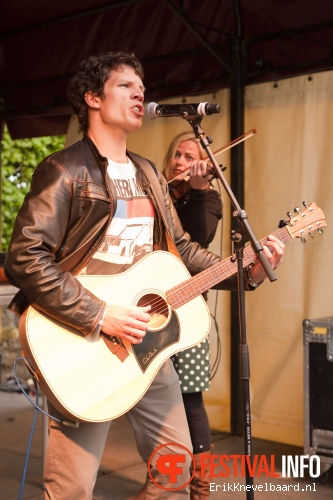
[67,51,144,134]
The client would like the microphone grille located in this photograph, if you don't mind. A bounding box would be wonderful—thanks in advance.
[145,102,158,120]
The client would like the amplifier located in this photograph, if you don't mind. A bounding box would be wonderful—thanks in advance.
[303,316,333,478]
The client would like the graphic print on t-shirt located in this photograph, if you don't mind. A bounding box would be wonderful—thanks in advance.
[85,159,154,276]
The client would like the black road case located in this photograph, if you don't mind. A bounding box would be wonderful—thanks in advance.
[303,316,333,478]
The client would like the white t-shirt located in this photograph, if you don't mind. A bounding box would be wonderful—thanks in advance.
[83,158,154,276]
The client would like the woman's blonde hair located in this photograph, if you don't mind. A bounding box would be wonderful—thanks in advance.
[163,131,204,180]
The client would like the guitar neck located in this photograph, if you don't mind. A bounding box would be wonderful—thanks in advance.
[166,226,291,308]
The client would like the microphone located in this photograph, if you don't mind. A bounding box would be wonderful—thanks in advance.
[146,102,221,120]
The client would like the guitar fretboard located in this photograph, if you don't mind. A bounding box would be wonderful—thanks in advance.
[166,226,291,309]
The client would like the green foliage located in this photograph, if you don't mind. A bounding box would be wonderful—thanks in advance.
[1,127,65,250]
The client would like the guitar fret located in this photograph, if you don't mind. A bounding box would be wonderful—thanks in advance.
[167,226,294,309]
[224,258,236,273]
[168,259,235,308]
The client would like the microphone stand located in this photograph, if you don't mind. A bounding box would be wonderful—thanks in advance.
[185,115,277,499]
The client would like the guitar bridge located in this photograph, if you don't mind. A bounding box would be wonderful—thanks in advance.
[101,333,129,362]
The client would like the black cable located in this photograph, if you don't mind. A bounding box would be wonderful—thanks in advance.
[209,180,223,381]
[210,307,222,381]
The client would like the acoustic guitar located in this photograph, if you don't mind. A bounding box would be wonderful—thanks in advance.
[19,202,326,423]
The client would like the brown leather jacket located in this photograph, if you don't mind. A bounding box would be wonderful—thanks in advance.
[5,135,235,336]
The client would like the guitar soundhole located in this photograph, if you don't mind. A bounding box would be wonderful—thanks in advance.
[136,293,171,331]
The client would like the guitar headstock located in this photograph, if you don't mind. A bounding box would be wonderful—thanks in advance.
[283,202,327,242]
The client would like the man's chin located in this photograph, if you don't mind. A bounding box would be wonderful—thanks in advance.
[128,119,143,132]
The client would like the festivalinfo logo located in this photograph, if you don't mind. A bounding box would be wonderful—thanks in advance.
[195,453,321,479]
[148,444,321,492]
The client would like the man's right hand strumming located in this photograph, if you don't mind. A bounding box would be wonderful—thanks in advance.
[101,304,151,344]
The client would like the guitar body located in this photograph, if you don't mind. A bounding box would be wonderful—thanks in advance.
[19,251,211,423]
[18,201,327,423]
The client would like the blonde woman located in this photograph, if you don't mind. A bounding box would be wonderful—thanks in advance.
[164,132,222,498]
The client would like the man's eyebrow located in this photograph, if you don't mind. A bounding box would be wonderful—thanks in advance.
[120,79,145,92]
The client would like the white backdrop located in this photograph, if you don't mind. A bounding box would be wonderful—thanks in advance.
[243,71,333,445]
[66,70,333,446]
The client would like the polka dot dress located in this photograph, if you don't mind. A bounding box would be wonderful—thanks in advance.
[171,337,210,393]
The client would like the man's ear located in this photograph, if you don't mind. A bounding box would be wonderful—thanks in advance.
[84,92,100,109]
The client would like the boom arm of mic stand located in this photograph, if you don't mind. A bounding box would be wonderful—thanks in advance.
[187,117,277,282]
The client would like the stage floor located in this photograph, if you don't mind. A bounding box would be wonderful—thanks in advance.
[1,391,332,499]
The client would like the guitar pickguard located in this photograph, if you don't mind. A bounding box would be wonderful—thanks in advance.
[132,310,180,372]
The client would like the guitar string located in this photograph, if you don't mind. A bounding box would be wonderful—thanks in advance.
[135,235,282,316]
[135,211,318,317]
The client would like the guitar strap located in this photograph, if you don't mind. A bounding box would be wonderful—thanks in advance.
[164,229,181,259]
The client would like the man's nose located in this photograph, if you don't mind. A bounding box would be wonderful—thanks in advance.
[134,87,144,101]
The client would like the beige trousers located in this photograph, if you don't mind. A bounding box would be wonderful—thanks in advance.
[44,359,192,499]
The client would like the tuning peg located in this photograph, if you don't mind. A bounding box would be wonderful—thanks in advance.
[301,237,306,244]
[294,207,300,214]
[317,228,324,235]
[307,225,315,238]
[302,201,308,208]
[287,211,292,219]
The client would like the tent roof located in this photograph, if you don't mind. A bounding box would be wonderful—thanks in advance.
[2,0,333,138]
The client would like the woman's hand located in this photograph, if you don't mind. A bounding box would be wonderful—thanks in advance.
[189,160,210,190]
